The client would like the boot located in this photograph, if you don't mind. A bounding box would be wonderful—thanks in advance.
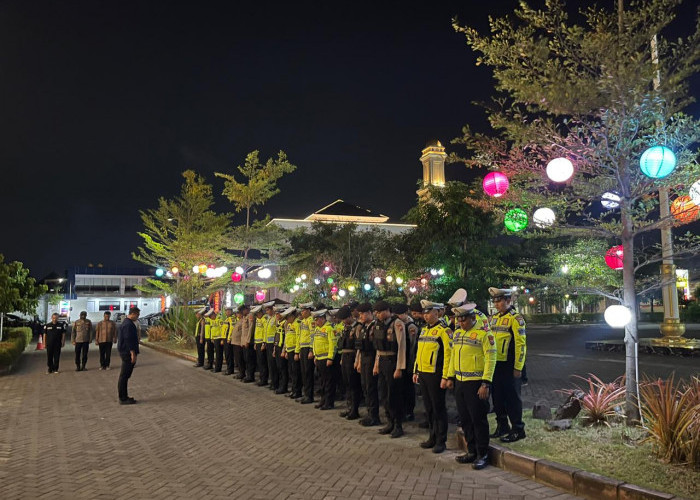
[378,423,394,435]
[390,425,404,438]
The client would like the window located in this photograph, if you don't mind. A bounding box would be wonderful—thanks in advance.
[87,301,97,313]
[125,301,138,311]
[99,301,121,312]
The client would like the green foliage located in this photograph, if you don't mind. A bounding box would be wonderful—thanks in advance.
[0,255,46,317]
[146,325,169,342]
[159,306,198,340]
[640,374,700,468]
[0,328,29,367]
[563,374,626,427]
[133,170,232,302]
[404,182,503,305]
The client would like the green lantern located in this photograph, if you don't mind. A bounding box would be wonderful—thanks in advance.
[233,293,244,304]
[504,208,528,232]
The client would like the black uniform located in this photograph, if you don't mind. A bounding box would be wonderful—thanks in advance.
[373,316,405,432]
[194,318,205,367]
[356,320,380,423]
[403,317,419,419]
[340,321,362,418]
[44,321,66,372]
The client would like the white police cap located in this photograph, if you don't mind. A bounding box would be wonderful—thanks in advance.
[420,300,444,312]
[280,307,297,318]
[250,305,263,314]
[488,287,512,299]
[299,302,314,310]
[447,288,468,307]
[312,309,328,318]
[453,302,477,317]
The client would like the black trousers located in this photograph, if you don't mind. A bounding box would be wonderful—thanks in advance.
[255,343,268,383]
[195,335,205,365]
[455,380,490,456]
[205,339,214,368]
[316,358,337,408]
[288,354,301,395]
[98,342,113,368]
[74,342,89,368]
[379,355,404,426]
[419,372,448,445]
[45,337,61,371]
[213,339,225,371]
[360,352,379,420]
[404,352,416,416]
[245,344,257,380]
[299,347,314,400]
[341,352,362,414]
[234,345,246,376]
[275,346,288,391]
[118,353,135,401]
[224,341,234,373]
[492,362,524,433]
[267,342,278,389]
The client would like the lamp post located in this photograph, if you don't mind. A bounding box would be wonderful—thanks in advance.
[649,34,686,344]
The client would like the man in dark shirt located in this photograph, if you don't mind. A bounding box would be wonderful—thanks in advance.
[44,313,66,374]
[117,307,141,405]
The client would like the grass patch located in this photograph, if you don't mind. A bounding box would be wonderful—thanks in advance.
[492,411,699,499]
[143,339,197,357]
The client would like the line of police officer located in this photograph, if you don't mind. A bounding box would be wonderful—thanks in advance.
[192,286,527,470]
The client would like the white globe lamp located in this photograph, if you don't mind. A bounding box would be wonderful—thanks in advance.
[604,305,632,328]
[546,158,574,182]
[533,207,555,228]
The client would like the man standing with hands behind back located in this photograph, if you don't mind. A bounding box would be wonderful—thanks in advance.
[117,306,140,405]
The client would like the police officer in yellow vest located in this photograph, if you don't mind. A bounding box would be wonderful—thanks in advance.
[263,301,279,391]
[282,307,301,398]
[223,307,236,375]
[252,305,268,386]
[413,300,453,454]
[295,302,315,404]
[203,308,216,370]
[209,309,226,372]
[448,289,491,333]
[488,287,527,443]
[311,308,337,410]
[273,305,289,394]
[446,302,497,470]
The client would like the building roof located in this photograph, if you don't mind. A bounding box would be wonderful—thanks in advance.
[304,199,389,223]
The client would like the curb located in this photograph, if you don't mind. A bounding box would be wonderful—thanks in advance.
[455,430,679,500]
[140,341,197,363]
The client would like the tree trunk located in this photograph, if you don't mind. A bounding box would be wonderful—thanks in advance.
[621,209,640,424]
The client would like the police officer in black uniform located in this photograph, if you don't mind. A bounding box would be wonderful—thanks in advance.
[355,302,381,426]
[337,306,361,420]
[44,313,66,374]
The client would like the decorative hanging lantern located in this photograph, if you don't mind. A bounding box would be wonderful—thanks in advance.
[395,277,403,285]
[482,172,509,197]
[300,273,307,280]
[386,276,393,283]
[231,272,242,282]
[504,208,528,232]
[689,180,700,205]
[348,285,355,293]
[604,305,632,328]
[373,277,381,284]
[640,146,676,178]
[257,268,272,279]
[533,207,555,228]
[601,192,621,209]
[326,277,334,284]
[192,265,200,274]
[671,195,699,224]
[338,289,346,297]
[546,158,574,182]
[198,264,207,274]
[255,290,266,302]
[330,285,338,294]
[233,293,244,305]
[235,266,244,275]
[155,268,165,277]
[171,266,179,275]
[605,245,624,270]
[363,283,371,291]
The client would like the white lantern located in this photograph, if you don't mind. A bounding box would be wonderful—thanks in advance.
[601,192,621,209]
[338,290,346,297]
[689,180,700,205]
[314,278,321,285]
[386,276,393,283]
[235,266,244,275]
[604,305,632,328]
[192,265,200,274]
[205,267,216,278]
[300,273,307,280]
[395,277,404,285]
[373,277,382,284]
[257,268,272,279]
[533,207,555,228]
[546,157,574,182]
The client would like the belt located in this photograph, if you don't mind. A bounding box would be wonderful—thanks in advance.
[377,351,397,356]
[341,349,355,354]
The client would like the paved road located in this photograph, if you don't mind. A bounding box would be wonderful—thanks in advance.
[521,323,699,409]
[0,348,580,500]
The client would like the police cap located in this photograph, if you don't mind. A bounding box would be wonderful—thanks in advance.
[336,306,352,320]
[356,302,372,313]
[373,300,391,312]
[392,303,408,315]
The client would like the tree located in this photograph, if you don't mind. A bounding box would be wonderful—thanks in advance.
[453,0,700,422]
[133,170,231,304]
[404,182,504,306]
[0,255,46,341]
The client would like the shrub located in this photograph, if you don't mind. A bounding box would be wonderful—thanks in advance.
[5,327,32,346]
[147,325,169,342]
[0,331,28,368]
[559,374,626,426]
[640,374,700,469]
[160,307,198,339]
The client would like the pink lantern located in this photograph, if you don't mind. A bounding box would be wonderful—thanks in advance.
[482,172,509,198]
[231,272,242,282]
[330,285,338,294]
[255,290,266,302]
[605,245,624,270]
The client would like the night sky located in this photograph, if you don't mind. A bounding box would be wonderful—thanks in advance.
[1,1,698,279]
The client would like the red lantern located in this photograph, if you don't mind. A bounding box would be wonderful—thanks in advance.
[330,285,338,294]
[482,172,509,198]
[255,290,266,302]
[231,272,242,283]
[671,195,699,224]
[605,245,624,270]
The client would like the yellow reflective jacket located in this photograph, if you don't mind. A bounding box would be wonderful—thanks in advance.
[253,316,266,344]
[204,317,213,339]
[447,326,497,382]
[296,316,313,351]
[225,315,237,342]
[210,317,225,339]
[489,307,527,370]
[312,322,336,361]
[265,315,277,343]
[276,319,286,347]
[414,322,452,379]
[285,319,300,353]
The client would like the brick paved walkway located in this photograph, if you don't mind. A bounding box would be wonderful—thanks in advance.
[0,348,580,500]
